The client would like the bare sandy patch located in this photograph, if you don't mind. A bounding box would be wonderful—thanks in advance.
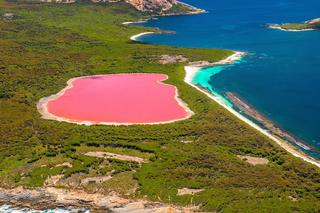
[84,151,146,163]
[55,162,72,168]
[81,175,112,185]
[45,174,64,186]
[177,188,204,196]
[288,195,298,202]
[159,55,188,64]
[237,155,269,165]
[180,140,194,143]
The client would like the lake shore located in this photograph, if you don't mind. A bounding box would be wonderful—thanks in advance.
[184,53,320,168]
[37,73,193,126]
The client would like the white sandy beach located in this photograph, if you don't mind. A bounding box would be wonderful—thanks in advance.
[130,32,155,41]
[122,19,151,25]
[184,52,320,168]
[129,32,320,168]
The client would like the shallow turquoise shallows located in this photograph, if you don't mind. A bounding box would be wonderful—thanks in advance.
[136,0,320,159]
[192,65,233,108]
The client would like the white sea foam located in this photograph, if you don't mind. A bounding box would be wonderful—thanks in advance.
[0,205,89,213]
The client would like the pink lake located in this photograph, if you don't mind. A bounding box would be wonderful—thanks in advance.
[39,74,192,125]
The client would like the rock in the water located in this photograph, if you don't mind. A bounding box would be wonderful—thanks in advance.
[307,18,320,24]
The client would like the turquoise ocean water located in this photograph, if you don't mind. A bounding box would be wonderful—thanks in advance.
[135,0,320,159]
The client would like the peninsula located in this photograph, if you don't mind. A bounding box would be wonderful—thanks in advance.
[269,18,320,31]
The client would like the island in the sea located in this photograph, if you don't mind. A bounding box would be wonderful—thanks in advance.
[268,18,320,31]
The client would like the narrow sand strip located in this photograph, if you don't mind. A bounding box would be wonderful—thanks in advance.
[130,32,155,41]
[184,52,320,168]
[122,19,151,25]
[177,188,204,196]
[84,151,146,163]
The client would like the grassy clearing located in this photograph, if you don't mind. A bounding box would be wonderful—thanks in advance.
[77,145,154,159]
[100,171,138,195]
[280,23,310,30]
[0,0,319,212]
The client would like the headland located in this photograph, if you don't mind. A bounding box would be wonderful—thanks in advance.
[268,18,320,31]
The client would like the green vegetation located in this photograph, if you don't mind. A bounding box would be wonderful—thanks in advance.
[0,0,319,212]
[278,23,310,30]
[101,171,138,195]
[271,19,320,30]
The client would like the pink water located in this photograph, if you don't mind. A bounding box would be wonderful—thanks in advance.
[47,74,190,124]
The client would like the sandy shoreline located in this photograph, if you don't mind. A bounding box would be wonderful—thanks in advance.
[37,73,193,126]
[130,31,320,167]
[130,32,155,41]
[184,52,320,168]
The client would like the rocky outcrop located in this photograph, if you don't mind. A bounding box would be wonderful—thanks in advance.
[0,187,200,212]
[268,18,320,31]
[38,0,204,15]
[307,18,320,24]
[127,0,177,12]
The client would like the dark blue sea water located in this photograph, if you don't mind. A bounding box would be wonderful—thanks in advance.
[136,0,320,159]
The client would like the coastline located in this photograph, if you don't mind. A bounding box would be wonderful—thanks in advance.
[130,32,155,41]
[268,25,316,32]
[37,73,194,126]
[164,1,206,16]
[183,53,320,168]
[267,18,320,32]
[0,186,198,212]
[129,31,320,167]
[122,0,206,25]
